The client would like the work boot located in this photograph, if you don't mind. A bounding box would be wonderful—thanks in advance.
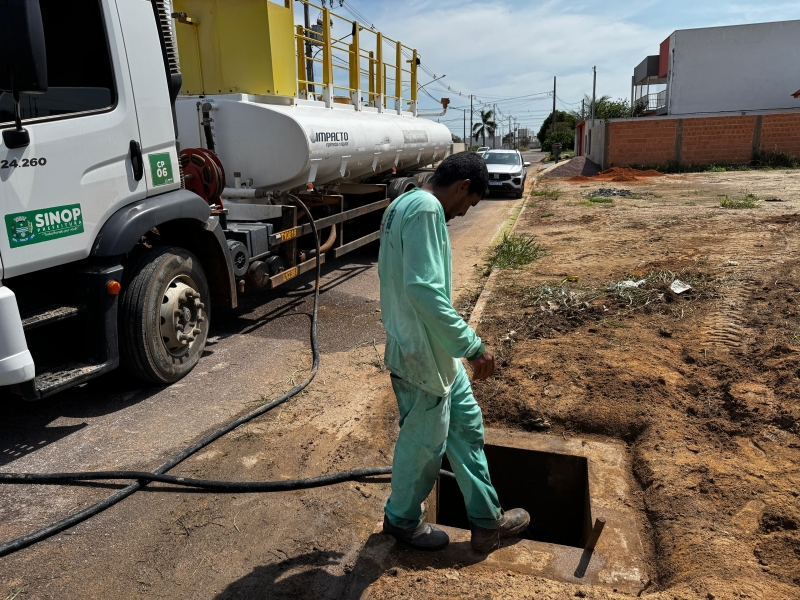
[382,515,450,551]
[470,508,531,554]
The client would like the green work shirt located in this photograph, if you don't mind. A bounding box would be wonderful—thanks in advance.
[378,188,484,397]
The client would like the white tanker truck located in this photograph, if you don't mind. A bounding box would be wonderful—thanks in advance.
[0,0,452,399]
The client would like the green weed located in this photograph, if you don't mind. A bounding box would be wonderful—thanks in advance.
[719,193,759,209]
[484,232,545,274]
[754,150,799,169]
[531,188,561,200]
[586,196,613,204]
[540,212,555,218]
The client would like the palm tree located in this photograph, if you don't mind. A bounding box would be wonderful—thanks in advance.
[472,109,497,148]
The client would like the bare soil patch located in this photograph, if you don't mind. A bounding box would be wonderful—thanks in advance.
[467,170,800,597]
[566,166,664,183]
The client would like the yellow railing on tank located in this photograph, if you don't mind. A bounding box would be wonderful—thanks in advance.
[293,0,418,113]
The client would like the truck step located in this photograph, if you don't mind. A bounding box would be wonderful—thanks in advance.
[15,360,117,400]
[21,305,84,331]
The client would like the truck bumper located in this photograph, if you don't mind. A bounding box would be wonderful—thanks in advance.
[0,286,35,386]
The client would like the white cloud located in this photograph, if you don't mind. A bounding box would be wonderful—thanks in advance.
[350,0,663,134]
[323,1,800,135]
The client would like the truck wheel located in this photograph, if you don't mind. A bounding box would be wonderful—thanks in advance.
[120,246,210,384]
[387,176,417,200]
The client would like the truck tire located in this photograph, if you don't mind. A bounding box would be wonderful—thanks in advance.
[387,176,417,200]
[119,246,211,384]
[414,171,434,187]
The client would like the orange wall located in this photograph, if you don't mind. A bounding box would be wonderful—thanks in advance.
[761,113,800,157]
[604,112,800,167]
[681,116,755,164]
[606,120,677,167]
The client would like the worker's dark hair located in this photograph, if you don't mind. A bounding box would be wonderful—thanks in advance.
[429,152,489,199]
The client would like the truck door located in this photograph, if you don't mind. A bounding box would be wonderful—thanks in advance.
[115,0,181,199]
[0,0,144,279]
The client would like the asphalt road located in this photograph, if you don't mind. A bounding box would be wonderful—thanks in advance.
[0,160,538,514]
[0,154,546,596]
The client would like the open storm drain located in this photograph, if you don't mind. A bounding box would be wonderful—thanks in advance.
[436,445,593,548]
[346,430,650,596]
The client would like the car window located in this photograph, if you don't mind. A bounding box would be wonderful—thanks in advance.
[0,0,115,126]
[483,153,521,165]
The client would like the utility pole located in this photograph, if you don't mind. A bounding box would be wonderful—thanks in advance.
[493,103,497,148]
[630,75,634,112]
[303,3,315,94]
[581,98,585,121]
[463,108,466,146]
[591,66,596,127]
[469,94,473,148]
[551,76,557,137]
[508,115,511,149]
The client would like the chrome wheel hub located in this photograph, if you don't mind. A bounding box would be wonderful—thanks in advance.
[159,276,205,356]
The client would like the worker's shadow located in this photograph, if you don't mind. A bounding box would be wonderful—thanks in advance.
[214,549,371,600]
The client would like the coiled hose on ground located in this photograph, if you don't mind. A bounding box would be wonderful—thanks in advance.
[0,195,452,558]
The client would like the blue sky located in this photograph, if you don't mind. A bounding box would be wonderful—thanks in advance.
[294,1,800,138]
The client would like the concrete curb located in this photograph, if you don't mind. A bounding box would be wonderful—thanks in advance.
[467,177,537,331]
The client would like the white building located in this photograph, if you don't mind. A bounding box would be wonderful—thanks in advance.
[632,20,800,116]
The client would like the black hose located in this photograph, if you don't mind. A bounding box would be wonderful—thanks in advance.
[0,468,455,493]
[0,195,404,558]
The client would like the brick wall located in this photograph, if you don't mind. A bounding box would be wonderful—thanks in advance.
[760,113,800,157]
[602,111,800,168]
[681,116,756,164]
[607,120,677,167]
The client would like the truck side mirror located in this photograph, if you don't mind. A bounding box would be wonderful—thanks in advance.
[0,0,48,149]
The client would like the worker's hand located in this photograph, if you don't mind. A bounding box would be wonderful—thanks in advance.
[468,347,495,380]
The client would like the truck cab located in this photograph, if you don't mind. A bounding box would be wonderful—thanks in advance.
[0,0,450,400]
[0,0,234,398]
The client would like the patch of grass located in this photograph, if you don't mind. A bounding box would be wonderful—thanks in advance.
[578,200,594,207]
[635,151,800,173]
[719,193,760,209]
[540,212,555,218]
[483,232,545,274]
[635,160,752,174]
[531,187,561,200]
[755,150,799,169]
[586,196,613,203]
[684,201,697,206]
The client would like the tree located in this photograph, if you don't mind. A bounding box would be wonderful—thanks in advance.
[502,132,514,148]
[543,130,574,152]
[537,111,577,146]
[451,133,463,143]
[570,95,645,121]
[472,109,497,147]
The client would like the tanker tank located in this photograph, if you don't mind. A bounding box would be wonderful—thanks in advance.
[175,95,453,193]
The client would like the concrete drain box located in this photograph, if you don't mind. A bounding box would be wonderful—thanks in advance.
[344,428,651,598]
[437,445,592,548]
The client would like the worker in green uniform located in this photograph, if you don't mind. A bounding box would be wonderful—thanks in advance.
[378,152,530,553]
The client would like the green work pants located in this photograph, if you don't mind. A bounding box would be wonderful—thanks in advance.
[384,363,503,530]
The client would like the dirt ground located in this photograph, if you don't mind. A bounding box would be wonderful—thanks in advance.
[0,165,537,599]
[5,163,800,599]
[363,167,800,599]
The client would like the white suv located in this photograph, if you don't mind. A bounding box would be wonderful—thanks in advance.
[482,150,530,198]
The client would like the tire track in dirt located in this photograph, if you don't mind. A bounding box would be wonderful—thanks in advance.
[702,255,769,350]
